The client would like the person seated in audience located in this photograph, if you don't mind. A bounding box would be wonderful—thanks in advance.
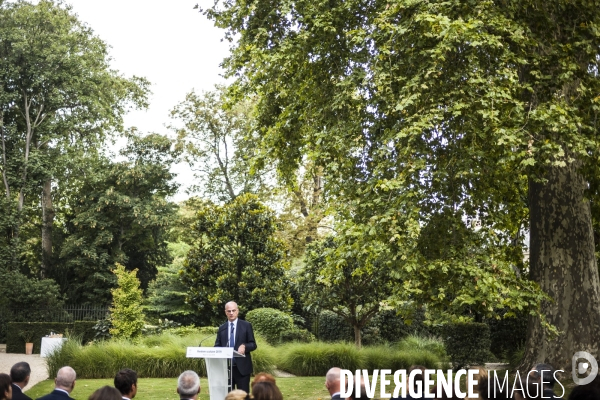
[88,386,122,400]
[224,389,249,400]
[391,365,427,400]
[478,373,512,400]
[114,369,137,400]
[10,362,31,400]
[0,373,12,400]
[251,382,283,400]
[466,367,488,400]
[326,367,344,400]
[251,373,276,391]
[568,375,600,400]
[176,371,201,400]
[37,366,77,400]
[527,364,560,400]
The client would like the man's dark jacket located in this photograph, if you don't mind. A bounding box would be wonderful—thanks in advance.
[214,319,257,376]
[36,389,72,400]
[12,384,32,400]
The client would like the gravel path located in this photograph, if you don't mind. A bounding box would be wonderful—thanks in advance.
[0,353,49,392]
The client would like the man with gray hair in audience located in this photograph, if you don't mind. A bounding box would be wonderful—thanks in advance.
[37,366,76,400]
[325,367,343,400]
[10,362,32,400]
[176,370,201,400]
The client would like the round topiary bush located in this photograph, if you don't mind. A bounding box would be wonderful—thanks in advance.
[246,308,294,344]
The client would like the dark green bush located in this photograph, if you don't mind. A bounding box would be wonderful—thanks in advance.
[362,309,431,345]
[246,308,294,344]
[441,322,492,369]
[317,310,353,342]
[72,321,97,344]
[280,327,315,343]
[485,312,528,360]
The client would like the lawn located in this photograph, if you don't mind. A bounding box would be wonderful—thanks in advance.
[26,376,331,400]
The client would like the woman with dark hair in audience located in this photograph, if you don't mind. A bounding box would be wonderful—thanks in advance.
[0,374,12,400]
[88,385,122,400]
[251,381,283,400]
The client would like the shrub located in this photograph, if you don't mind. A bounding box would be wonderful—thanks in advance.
[246,308,294,344]
[277,341,445,376]
[362,345,441,371]
[277,342,364,376]
[46,331,275,378]
[109,264,145,339]
[441,322,492,369]
[362,309,431,345]
[317,310,352,342]
[485,312,528,360]
[398,335,447,361]
[280,327,315,343]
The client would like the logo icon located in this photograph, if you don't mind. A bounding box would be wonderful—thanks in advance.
[572,351,598,385]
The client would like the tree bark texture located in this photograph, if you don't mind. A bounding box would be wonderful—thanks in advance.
[522,163,600,372]
[41,177,54,277]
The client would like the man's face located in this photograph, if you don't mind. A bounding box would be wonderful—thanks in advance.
[225,304,239,322]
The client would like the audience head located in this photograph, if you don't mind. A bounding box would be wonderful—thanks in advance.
[568,383,600,400]
[89,386,122,400]
[225,389,249,400]
[177,370,200,399]
[252,372,276,390]
[55,366,76,393]
[10,362,31,388]
[251,381,283,400]
[0,374,11,400]
[408,365,427,393]
[479,374,511,400]
[529,363,557,389]
[326,367,342,396]
[114,368,138,398]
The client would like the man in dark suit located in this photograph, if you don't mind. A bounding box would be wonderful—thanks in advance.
[10,362,32,400]
[325,367,343,400]
[214,301,257,393]
[36,366,76,400]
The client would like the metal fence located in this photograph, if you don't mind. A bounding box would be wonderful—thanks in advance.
[0,304,110,323]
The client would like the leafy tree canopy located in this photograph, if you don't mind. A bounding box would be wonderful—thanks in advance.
[181,193,293,325]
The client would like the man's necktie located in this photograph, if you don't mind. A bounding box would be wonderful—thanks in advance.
[229,322,236,365]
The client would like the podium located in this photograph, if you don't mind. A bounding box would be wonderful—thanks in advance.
[186,347,245,400]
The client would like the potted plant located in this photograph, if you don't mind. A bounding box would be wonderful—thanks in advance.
[19,330,34,355]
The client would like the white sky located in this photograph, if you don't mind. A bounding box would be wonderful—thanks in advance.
[66,0,232,201]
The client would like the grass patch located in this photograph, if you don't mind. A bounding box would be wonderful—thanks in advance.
[26,377,330,400]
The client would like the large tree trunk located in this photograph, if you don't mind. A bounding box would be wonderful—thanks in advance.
[41,177,54,277]
[521,163,600,372]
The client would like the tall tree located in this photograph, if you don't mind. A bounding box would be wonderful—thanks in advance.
[300,235,395,347]
[0,0,148,275]
[170,86,272,203]
[201,0,600,370]
[56,132,179,304]
[181,193,293,325]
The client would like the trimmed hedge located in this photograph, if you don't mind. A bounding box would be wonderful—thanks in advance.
[441,322,492,369]
[280,327,315,343]
[6,322,95,354]
[246,308,294,344]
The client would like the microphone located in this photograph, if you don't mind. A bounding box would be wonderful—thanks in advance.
[198,333,216,347]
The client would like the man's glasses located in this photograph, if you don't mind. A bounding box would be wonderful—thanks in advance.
[226,310,238,313]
